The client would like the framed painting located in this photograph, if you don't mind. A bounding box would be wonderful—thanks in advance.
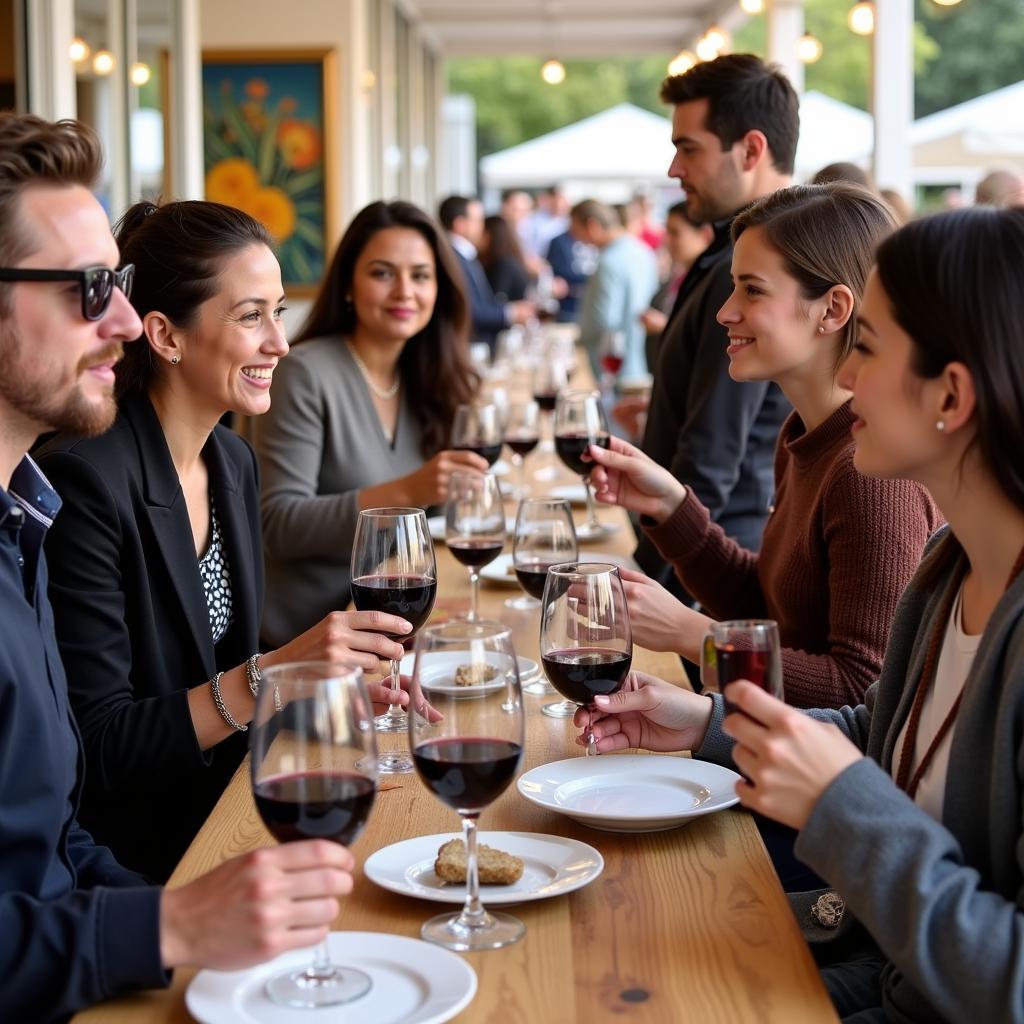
[202,49,337,294]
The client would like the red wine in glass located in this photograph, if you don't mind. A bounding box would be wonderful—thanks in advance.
[514,561,553,600]
[351,574,437,633]
[412,737,523,815]
[555,431,610,476]
[534,390,559,413]
[448,537,504,570]
[601,353,624,376]
[454,441,503,467]
[506,436,539,458]
[717,644,772,714]
[541,647,632,705]
[254,770,375,845]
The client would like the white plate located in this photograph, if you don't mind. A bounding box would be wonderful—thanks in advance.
[479,553,521,587]
[428,515,516,542]
[547,483,589,506]
[185,931,476,1024]
[399,650,539,695]
[364,831,603,906]
[517,754,741,833]
[492,458,511,476]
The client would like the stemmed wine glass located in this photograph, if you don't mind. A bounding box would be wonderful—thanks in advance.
[409,620,526,951]
[599,330,626,394]
[452,402,503,468]
[351,507,437,773]
[503,399,539,499]
[554,389,617,540]
[250,661,377,1008]
[539,562,633,749]
[531,358,569,478]
[507,497,578,623]
[445,472,504,621]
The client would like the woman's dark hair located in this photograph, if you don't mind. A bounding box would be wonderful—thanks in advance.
[732,182,897,371]
[294,199,476,457]
[480,214,526,271]
[113,200,272,398]
[876,206,1024,512]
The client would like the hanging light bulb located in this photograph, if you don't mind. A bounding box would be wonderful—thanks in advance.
[667,50,697,76]
[69,37,90,64]
[740,0,765,13]
[848,2,875,35]
[931,0,962,5]
[541,59,566,85]
[704,25,731,52]
[796,33,824,63]
[130,61,151,86]
[92,50,115,75]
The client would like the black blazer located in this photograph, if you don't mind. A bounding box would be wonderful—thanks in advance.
[35,393,263,882]
[453,247,507,346]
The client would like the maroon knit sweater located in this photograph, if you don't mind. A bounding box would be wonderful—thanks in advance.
[644,401,942,709]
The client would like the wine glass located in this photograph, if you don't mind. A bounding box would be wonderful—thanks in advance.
[531,358,569,480]
[452,402,503,468]
[507,497,578,625]
[445,471,505,621]
[409,620,526,951]
[599,330,626,394]
[503,399,540,499]
[701,620,784,713]
[539,562,633,750]
[350,507,437,773]
[554,389,616,540]
[250,661,377,1008]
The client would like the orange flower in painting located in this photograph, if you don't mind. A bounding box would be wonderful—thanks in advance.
[205,158,260,207]
[245,77,270,101]
[278,97,298,115]
[245,186,297,242]
[241,100,268,132]
[277,119,321,171]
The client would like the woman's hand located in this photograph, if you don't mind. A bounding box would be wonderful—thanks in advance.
[396,449,488,507]
[264,610,410,676]
[722,681,864,831]
[617,568,708,657]
[587,436,686,524]
[572,671,714,753]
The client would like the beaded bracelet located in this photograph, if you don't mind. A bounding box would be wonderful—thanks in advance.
[210,670,247,732]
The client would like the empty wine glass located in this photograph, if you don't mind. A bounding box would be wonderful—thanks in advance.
[250,661,377,1008]
[452,402,503,468]
[409,620,525,951]
[351,508,437,773]
[503,399,539,499]
[554,389,617,540]
[539,562,632,750]
[507,497,578,624]
[446,472,505,621]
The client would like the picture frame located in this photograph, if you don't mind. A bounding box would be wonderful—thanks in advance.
[202,48,337,295]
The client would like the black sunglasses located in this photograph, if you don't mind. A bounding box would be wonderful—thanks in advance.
[0,264,135,321]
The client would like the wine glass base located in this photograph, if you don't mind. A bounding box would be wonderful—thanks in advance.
[374,708,409,734]
[533,464,559,482]
[264,963,372,1008]
[523,675,556,696]
[421,909,525,952]
[541,699,577,718]
[575,520,620,541]
[376,751,414,775]
[504,594,540,611]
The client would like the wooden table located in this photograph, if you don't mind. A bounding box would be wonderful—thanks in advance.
[74,429,835,1023]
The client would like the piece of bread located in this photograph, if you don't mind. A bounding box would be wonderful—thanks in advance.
[454,662,499,687]
[434,839,524,885]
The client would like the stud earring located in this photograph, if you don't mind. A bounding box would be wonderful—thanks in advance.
[817,325,825,335]
[936,420,945,432]
[170,355,180,365]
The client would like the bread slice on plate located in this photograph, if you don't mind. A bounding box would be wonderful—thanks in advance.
[435,838,524,885]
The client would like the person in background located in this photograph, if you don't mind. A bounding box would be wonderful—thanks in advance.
[975,167,1024,208]
[439,194,534,350]
[571,198,658,381]
[581,206,1024,1024]
[546,221,597,323]
[520,185,569,268]
[810,161,874,191]
[480,213,531,302]
[630,190,666,250]
[879,187,913,226]
[0,111,353,1023]
[255,200,487,649]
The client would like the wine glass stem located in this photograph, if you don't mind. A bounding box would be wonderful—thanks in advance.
[387,657,402,714]
[583,474,601,529]
[469,570,480,620]
[309,936,333,980]
[460,814,485,924]
[517,453,527,494]
[585,707,598,756]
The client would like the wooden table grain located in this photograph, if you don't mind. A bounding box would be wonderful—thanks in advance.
[73,428,835,1024]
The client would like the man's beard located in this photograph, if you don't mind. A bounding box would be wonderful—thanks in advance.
[0,324,122,438]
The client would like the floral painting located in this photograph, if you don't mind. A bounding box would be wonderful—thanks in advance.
[202,51,335,291]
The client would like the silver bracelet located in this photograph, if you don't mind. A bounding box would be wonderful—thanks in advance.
[210,671,247,732]
[245,653,262,699]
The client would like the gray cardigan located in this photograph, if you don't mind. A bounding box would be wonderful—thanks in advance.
[253,337,426,647]
[700,533,1024,1023]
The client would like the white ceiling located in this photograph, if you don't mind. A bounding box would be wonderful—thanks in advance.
[407,0,744,57]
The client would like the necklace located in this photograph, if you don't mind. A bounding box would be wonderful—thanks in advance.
[347,342,400,401]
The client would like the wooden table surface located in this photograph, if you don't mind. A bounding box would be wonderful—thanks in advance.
[74,411,835,1024]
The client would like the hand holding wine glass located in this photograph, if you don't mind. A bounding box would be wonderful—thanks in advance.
[554,389,615,540]
[409,620,525,951]
[445,472,504,621]
[452,402,503,468]
[540,562,633,747]
[249,661,377,1009]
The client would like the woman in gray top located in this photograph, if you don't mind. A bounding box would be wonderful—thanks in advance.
[578,206,1024,1023]
[254,201,486,646]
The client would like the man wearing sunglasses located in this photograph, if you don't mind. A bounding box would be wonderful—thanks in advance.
[0,113,354,1021]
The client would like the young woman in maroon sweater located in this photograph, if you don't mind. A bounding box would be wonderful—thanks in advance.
[589,184,941,709]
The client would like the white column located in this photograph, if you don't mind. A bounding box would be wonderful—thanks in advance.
[21,0,76,120]
[766,0,804,95]
[872,0,913,198]
[170,0,204,199]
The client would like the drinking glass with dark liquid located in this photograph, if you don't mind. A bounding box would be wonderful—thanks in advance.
[507,497,578,630]
[452,402,503,467]
[503,399,539,500]
[554,389,615,540]
[531,358,569,479]
[701,620,783,714]
[445,471,504,621]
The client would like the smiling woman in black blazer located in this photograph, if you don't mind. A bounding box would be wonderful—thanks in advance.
[35,200,413,882]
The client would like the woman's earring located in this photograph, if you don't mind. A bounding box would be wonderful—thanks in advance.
[170,355,180,365]
[936,420,945,432]
[817,325,825,335]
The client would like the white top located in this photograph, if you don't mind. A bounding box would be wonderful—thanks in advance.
[891,584,982,821]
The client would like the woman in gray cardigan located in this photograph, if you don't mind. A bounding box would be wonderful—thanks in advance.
[254,201,486,647]
[578,206,1024,1023]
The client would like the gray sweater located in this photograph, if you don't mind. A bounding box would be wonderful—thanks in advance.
[700,534,1024,1023]
[253,337,426,647]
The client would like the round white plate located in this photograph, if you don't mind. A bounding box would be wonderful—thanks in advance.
[517,754,741,833]
[480,553,520,587]
[364,831,603,906]
[546,483,589,506]
[185,931,476,1024]
[427,515,516,542]
[399,650,539,695]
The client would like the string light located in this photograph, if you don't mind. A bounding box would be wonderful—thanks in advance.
[796,33,824,63]
[740,0,765,13]
[92,50,115,75]
[848,2,875,35]
[695,26,730,63]
[541,59,566,85]
[667,50,697,76]
[69,37,90,63]
[931,0,962,5]
[130,62,151,86]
